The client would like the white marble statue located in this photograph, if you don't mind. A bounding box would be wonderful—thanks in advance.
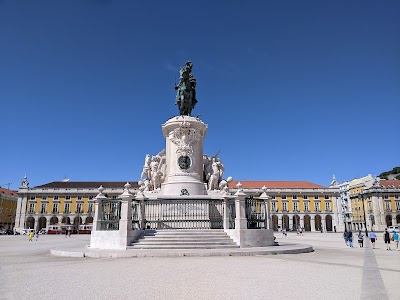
[208,158,224,190]
[139,150,167,191]
[140,154,151,180]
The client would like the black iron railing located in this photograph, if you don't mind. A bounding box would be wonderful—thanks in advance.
[100,198,121,230]
[245,197,266,229]
[228,199,235,229]
[135,199,224,230]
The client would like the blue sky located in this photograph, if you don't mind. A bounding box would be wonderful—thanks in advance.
[1,1,399,189]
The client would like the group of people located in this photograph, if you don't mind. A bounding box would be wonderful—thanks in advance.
[343,228,399,250]
[28,231,39,241]
[281,227,304,237]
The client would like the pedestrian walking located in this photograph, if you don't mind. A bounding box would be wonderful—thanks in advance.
[343,230,349,246]
[357,230,364,248]
[65,227,68,238]
[384,228,391,250]
[348,231,353,247]
[28,231,33,242]
[369,230,377,249]
[393,231,399,251]
[68,229,71,237]
[300,227,303,236]
[35,231,39,241]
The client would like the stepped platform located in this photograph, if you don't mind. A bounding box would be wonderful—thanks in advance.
[50,229,314,258]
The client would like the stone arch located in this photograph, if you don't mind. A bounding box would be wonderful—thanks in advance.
[50,216,59,225]
[293,215,300,230]
[304,215,311,231]
[325,215,333,232]
[38,217,47,231]
[314,215,322,231]
[73,216,82,230]
[61,217,71,225]
[85,216,93,224]
[26,217,35,229]
[282,215,289,230]
[385,215,392,227]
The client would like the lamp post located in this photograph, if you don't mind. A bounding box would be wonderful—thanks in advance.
[359,192,368,237]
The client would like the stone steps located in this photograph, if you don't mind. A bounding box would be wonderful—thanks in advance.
[130,229,239,250]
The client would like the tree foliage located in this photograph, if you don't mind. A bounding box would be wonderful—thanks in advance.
[379,167,400,180]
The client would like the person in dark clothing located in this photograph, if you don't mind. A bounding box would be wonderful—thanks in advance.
[348,231,353,247]
[384,228,391,250]
[343,230,349,246]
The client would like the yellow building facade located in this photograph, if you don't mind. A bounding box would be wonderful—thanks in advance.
[15,178,138,232]
[229,181,339,232]
[16,177,341,233]
[348,175,400,231]
[0,187,18,230]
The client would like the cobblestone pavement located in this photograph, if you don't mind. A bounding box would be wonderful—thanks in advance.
[0,232,399,300]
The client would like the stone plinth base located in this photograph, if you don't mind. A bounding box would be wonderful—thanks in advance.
[90,230,143,250]
[160,180,207,196]
[225,229,275,248]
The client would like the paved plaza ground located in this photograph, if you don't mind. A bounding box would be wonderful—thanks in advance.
[0,232,399,300]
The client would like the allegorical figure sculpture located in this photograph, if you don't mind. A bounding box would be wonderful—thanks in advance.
[175,61,197,116]
[139,150,167,191]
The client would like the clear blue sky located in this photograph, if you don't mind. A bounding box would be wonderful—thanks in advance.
[1,1,399,190]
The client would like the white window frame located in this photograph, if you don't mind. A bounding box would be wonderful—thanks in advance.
[52,203,58,214]
[326,202,331,211]
[282,202,287,211]
[40,203,46,214]
[292,195,297,200]
[315,202,320,212]
[29,203,35,214]
[64,203,70,213]
[76,203,82,213]
[293,202,298,212]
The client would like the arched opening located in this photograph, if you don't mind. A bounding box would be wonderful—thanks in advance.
[304,215,311,231]
[85,216,93,224]
[73,216,82,231]
[272,215,278,231]
[282,215,289,231]
[325,215,333,232]
[314,215,322,231]
[38,217,47,231]
[293,215,300,230]
[26,217,35,229]
[61,217,71,225]
[396,215,400,224]
[385,215,392,226]
[50,216,58,225]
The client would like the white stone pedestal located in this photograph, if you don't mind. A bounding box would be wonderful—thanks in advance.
[160,116,208,196]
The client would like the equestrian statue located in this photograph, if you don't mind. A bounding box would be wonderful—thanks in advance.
[175,61,198,116]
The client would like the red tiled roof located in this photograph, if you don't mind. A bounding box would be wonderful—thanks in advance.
[0,187,18,196]
[379,180,400,188]
[34,182,139,189]
[228,180,326,189]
